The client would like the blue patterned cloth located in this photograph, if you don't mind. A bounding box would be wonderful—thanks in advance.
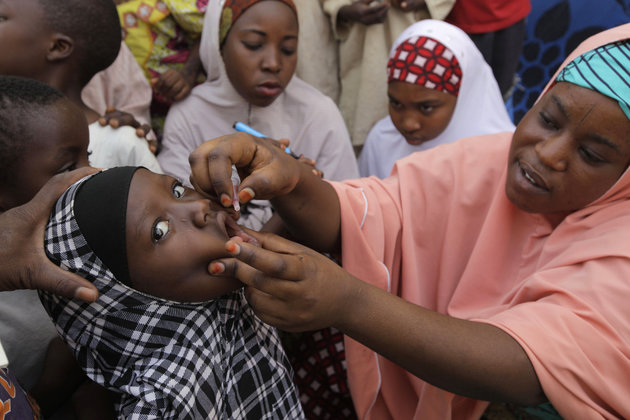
[507,0,630,123]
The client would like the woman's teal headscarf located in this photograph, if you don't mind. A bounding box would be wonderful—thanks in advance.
[556,40,630,120]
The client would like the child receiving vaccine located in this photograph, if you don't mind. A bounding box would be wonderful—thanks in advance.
[358,19,515,178]
[39,166,304,419]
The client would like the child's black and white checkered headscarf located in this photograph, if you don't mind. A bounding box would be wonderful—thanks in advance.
[39,169,304,419]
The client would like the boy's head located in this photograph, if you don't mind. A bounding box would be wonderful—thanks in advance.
[0,0,121,87]
[217,0,299,107]
[61,167,258,302]
[0,75,89,212]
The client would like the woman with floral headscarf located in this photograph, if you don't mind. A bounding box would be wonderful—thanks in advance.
[188,23,630,419]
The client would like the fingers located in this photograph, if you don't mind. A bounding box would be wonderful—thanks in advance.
[27,167,99,219]
[189,133,268,207]
[153,70,193,102]
[40,263,98,302]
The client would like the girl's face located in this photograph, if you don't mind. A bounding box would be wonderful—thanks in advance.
[125,170,256,302]
[220,0,298,107]
[387,80,457,145]
[506,82,630,217]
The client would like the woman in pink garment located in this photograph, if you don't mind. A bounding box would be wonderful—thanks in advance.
[189,23,630,419]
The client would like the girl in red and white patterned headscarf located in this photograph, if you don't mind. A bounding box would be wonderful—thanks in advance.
[359,19,515,179]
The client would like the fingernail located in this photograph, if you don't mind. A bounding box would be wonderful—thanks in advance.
[75,287,98,302]
[239,187,255,203]
[226,241,240,255]
[209,262,224,275]
[220,193,232,207]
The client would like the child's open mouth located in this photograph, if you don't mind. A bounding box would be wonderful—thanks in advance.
[257,82,283,98]
[217,212,259,246]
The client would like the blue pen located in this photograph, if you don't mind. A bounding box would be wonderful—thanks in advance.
[233,121,300,159]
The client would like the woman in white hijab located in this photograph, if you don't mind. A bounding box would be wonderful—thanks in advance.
[158,0,358,229]
[358,19,515,179]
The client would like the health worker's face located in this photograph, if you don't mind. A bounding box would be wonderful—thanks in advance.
[221,0,298,107]
[505,81,630,217]
[0,98,90,211]
[125,170,257,302]
[0,0,53,80]
[387,80,457,145]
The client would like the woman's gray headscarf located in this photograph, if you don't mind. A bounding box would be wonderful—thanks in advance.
[39,167,303,419]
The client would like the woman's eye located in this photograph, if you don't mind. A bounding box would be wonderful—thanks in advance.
[539,112,557,129]
[579,146,605,164]
[152,220,169,242]
[173,183,185,198]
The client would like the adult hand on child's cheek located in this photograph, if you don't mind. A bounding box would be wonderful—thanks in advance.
[98,107,157,154]
[209,230,358,332]
[152,69,194,102]
[339,0,390,25]
[0,167,99,302]
[189,133,302,210]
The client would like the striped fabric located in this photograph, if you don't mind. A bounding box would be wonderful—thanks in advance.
[556,40,630,119]
[39,174,304,419]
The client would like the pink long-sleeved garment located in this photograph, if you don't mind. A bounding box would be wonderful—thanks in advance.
[332,23,630,420]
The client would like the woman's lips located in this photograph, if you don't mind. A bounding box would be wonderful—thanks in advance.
[519,160,549,191]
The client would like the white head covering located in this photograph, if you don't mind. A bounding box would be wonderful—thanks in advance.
[159,0,358,187]
[358,19,515,179]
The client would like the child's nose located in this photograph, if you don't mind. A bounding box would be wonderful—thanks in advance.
[401,113,421,132]
[187,199,211,228]
[261,47,281,72]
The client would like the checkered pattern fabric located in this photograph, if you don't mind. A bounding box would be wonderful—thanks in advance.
[39,175,304,420]
[288,328,356,420]
[387,35,462,96]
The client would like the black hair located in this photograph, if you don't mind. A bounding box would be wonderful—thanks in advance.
[0,76,65,185]
[37,0,122,86]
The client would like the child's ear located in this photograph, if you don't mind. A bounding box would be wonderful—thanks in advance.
[46,33,74,62]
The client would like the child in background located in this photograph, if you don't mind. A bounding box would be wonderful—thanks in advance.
[116,0,208,143]
[0,0,161,173]
[358,19,515,178]
[0,75,115,418]
[158,0,358,230]
[39,166,304,419]
[324,0,456,151]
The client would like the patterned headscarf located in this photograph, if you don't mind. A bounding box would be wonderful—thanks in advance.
[219,0,297,45]
[387,35,462,96]
[39,168,303,419]
[556,40,630,120]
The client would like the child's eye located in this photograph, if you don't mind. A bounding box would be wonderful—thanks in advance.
[242,42,261,51]
[281,48,296,56]
[420,105,435,114]
[152,220,169,243]
[172,182,185,198]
